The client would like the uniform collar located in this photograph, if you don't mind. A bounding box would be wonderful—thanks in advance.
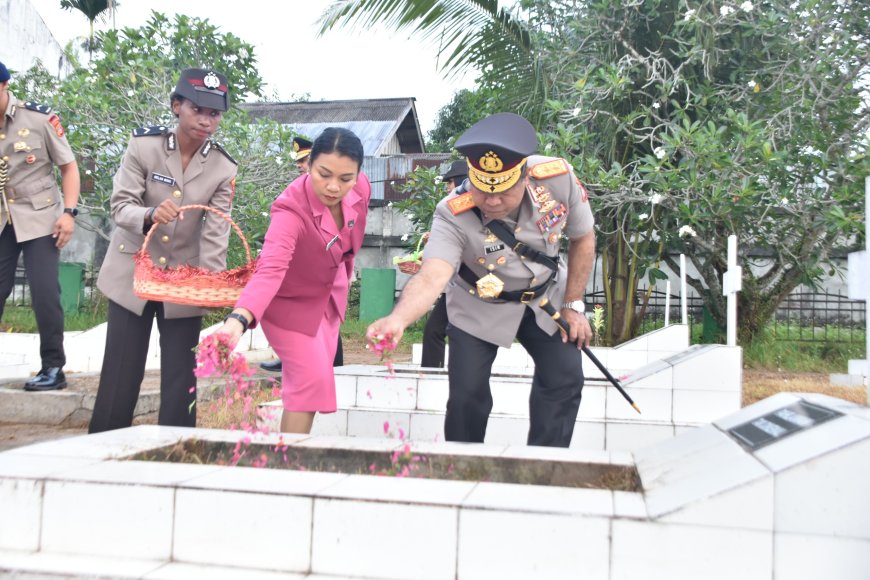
[3,91,18,122]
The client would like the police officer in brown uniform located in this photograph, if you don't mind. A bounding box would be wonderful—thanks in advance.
[368,112,595,447]
[0,61,81,391]
[89,68,237,433]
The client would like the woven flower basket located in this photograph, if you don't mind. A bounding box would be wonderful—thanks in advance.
[133,204,256,308]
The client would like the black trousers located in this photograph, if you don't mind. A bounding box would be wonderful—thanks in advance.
[89,300,202,433]
[333,334,344,367]
[0,224,65,368]
[421,293,448,368]
[445,307,584,447]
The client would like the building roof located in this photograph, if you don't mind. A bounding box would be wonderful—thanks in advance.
[238,97,425,156]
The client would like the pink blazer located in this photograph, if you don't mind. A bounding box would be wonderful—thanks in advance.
[236,172,371,335]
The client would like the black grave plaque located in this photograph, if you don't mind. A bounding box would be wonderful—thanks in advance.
[728,400,843,451]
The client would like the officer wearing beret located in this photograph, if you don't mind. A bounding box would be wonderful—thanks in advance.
[89,68,237,433]
[420,159,469,368]
[368,112,595,447]
[292,136,313,173]
[0,61,81,391]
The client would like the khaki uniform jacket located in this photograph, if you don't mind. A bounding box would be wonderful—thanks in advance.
[424,155,594,348]
[0,93,77,242]
[96,127,237,319]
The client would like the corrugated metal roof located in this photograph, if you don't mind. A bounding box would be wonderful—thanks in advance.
[239,98,424,156]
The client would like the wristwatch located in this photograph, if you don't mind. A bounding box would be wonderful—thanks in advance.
[561,299,585,313]
[224,312,250,333]
[63,207,79,217]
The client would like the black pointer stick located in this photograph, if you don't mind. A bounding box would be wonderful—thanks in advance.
[539,298,641,414]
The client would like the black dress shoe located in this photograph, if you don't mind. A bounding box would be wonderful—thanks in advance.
[260,359,283,372]
[24,367,67,391]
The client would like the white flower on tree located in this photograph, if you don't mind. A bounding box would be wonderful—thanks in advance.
[654,146,667,160]
[684,8,696,20]
[720,5,735,16]
[649,193,664,205]
[740,1,753,11]
[638,213,649,220]
[679,225,698,238]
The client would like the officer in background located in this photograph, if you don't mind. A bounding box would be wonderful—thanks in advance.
[420,159,467,368]
[261,133,345,372]
[89,68,236,433]
[292,136,312,173]
[0,61,81,391]
[367,112,595,447]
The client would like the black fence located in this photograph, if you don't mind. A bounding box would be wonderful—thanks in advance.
[7,267,866,344]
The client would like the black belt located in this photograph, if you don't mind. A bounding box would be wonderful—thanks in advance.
[457,264,555,303]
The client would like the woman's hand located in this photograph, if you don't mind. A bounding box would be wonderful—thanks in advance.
[215,309,253,349]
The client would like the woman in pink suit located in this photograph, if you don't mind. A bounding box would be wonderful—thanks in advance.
[216,127,370,433]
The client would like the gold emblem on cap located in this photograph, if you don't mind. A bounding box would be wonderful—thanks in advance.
[203,72,220,89]
[476,273,504,299]
[479,151,504,173]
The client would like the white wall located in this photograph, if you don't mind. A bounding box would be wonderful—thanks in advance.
[1,0,71,77]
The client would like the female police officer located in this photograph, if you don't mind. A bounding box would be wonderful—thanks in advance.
[89,69,237,433]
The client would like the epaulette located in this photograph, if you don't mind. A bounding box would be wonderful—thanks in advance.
[132,126,169,137]
[529,158,570,180]
[210,141,238,165]
[23,101,52,114]
[447,192,475,215]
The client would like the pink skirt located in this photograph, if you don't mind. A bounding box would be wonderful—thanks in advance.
[261,301,341,413]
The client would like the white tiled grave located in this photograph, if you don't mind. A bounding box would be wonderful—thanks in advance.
[1,392,868,579]
[258,341,742,452]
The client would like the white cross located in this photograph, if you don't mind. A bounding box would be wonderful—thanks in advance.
[722,235,742,347]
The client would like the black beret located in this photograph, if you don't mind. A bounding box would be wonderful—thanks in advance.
[0,61,10,83]
[173,68,229,112]
[441,160,467,181]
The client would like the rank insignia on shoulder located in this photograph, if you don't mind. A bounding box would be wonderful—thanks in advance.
[529,158,570,180]
[132,126,169,137]
[210,141,237,165]
[23,102,52,114]
[448,192,475,215]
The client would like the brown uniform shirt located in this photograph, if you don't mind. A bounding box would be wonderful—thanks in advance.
[424,155,594,348]
[0,93,76,242]
[96,127,237,319]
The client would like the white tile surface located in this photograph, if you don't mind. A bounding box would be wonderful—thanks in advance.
[293,434,402,452]
[672,346,742,391]
[310,409,348,436]
[347,410,412,439]
[408,411,445,442]
[774,437,870,539]
[606,422,674,453]
[463,482,613,517]
[577,384,606,419]
[146,562,305,579]
[409,440,507,458]
[41,480,174,559]
[0,550,164,578]
[319,474,476,505]
[46,459,220,487]
[774,533,870,580]
[5,424,194,460]
[621,359,672,389]
[311,498,457,579]
[458,510,609,580]
[673,389,741,424]
[0,479,42,551]
[499,444,611,464]
[0,453,99,479]
[634,425,769,518]
[415,377,449,411]
[755,414,870,474]
[607,388,672,422]
[184,464,346,495]
[356,375,417,410]
[661,476,774,531]
[713,392,801,431]
[174,488,312,572]
[483,415,529,445]
[570,421,606,450]
[606,349,648,373]
[613,490,647,519]
[335,378,357,408]
[611,520,772,580]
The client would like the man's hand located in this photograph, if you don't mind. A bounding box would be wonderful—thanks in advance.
[559,307,592,348]
[52,213,75,248]
[366,315,407,349]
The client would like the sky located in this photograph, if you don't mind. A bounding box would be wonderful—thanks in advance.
[26,0,478,135]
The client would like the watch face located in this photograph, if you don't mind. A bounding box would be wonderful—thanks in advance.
[65,208,78,216]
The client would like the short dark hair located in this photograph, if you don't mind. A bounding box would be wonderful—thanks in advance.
[310,127,364,172]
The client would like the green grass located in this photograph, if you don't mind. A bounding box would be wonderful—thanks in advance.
[743,326,865,373]
[2,299,108,332]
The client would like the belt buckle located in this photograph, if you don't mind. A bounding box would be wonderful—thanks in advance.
[520,291,535,304]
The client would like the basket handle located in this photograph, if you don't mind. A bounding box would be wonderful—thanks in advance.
[139,203,253,265]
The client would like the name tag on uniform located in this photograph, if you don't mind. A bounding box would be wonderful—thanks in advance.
[150,172,175,186]
[484,243,505,254]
